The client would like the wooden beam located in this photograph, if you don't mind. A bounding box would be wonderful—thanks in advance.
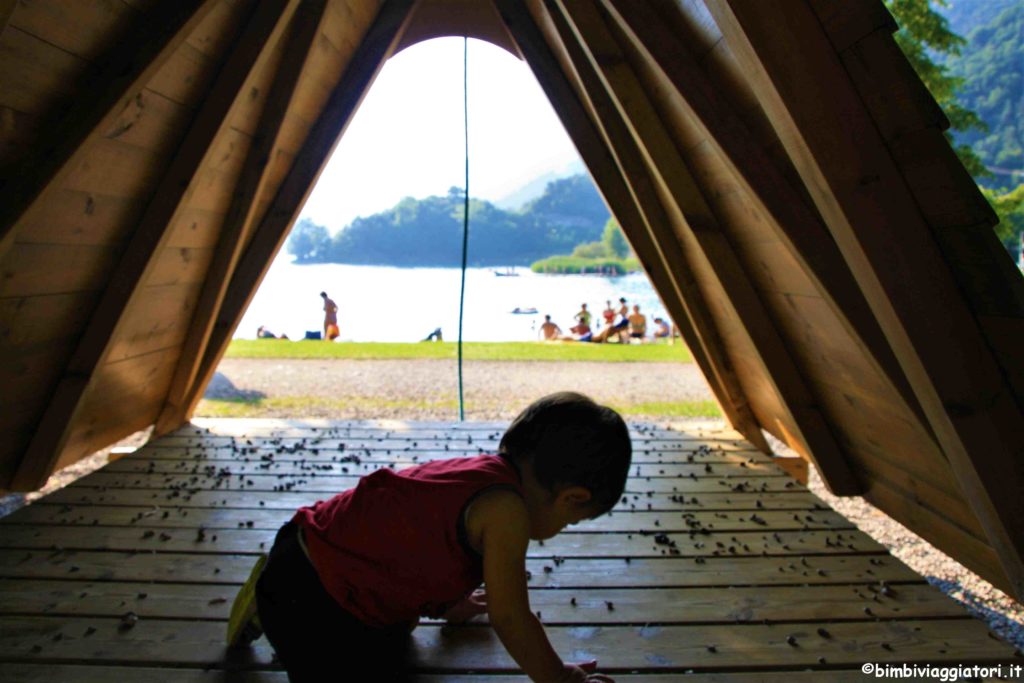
[706,0,1024,597]
[9,0,298,491]
[496,0,769,453]
[173,0,418,429]
[555,0,859,494]
[0,0,17,38]
[0,0,216,264]
[604,0,931,437]
[155,0,327,435]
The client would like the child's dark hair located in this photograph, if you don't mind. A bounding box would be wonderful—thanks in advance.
[499,392,631,515]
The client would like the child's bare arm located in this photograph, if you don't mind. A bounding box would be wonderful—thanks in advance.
[472,490,604,682]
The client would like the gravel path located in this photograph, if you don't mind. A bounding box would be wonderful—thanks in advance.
[2,358,1020,652]
[204,358,716,421]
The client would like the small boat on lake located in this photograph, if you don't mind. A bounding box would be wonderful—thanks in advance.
[494,267,520,277]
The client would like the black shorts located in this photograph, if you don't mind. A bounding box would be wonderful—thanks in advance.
[256,522,413,681]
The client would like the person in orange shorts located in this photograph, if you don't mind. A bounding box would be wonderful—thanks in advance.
[320,291,339,341]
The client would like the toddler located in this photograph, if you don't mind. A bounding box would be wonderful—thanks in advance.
[228,392,631,681]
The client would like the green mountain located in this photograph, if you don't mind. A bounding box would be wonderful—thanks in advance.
[288,174,611,266]
[940,0,1018,36]
[940,0,1024,181]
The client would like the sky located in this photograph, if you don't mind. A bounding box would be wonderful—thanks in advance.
[297,37,584,233]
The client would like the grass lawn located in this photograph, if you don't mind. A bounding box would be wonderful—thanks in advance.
[225,339,692,363]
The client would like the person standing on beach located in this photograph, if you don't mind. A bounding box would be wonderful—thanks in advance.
[320,291,339,341]
[627,305,647,341]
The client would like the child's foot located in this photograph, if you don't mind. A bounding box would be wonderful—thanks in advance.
[226,553,268,647]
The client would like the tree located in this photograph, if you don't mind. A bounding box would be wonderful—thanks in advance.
[884,0,989,176]
[287,218,331,262]
[572,241,609,259]
[979,184,1024,260]
[602,218,630,259]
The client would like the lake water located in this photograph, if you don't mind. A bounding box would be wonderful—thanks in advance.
[237,255,668,342]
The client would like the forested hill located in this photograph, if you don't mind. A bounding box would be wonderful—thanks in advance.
[287,174,611,266]
[940,0,1024,179]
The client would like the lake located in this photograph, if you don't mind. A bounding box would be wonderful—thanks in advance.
[237,255,668,342]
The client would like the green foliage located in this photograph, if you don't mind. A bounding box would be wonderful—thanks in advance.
[530,255,640,275]
[980,183,1024,257]
[942,2,1024,179]
[885,0,989,176]
[602,218,630,258]
[287,174,611,266]
[571,241,609,258]
[287,218,331,263]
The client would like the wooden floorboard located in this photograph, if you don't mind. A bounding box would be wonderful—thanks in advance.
[0,418,1016,680]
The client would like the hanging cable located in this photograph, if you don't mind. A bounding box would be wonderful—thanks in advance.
[456,36,470,421]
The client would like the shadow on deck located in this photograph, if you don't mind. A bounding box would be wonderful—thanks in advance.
[0,418,1017,681]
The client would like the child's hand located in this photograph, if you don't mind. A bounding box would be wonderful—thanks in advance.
[442,588,488,623]
[560,659,615,682]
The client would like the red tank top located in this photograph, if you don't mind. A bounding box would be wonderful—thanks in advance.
[292,455,522,627]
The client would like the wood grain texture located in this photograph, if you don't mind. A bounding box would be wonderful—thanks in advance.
[179,0,415,427]
[0,418,1014,677]
[554,0,857,493]
[707,0,1024,599]
[500,0,770,452]
[9,0,295,491]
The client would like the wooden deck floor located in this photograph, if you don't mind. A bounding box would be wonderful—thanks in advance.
[0,418,1017,681]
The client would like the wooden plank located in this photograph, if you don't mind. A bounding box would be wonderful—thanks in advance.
[6,0,141,63]
[97,452,786,480]
[864,478,1007,596]
[0,524,881,558]
[0,105,43,174]
[0,292,100,350]
[1,504,855,533]
[177,0,419,428]
[607,0,928,435]
[39,485,826,512]
[0,1,215,260]
[807,0,897,53]
[0,340,75,413]
[112,443,773,465]
[0,243,119,299]
[556,0,859,495]
[144,247,215,288]
[103,283,204,363]
[50,348,182,471]
[147,432,760,448]
[0,26,87,115]
[0,616,1010,669]
[62,471,801,496]
[157,0,329,434]
[9,0,297,492]
[101,456,780,476]
[497,0,770,453]
[0,580,961,623]
[0,548,923,586]
[13,191,149,248]
[887,126,997,231]
[708,0,1024,600]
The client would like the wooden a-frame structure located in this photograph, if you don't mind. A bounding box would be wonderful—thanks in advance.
[1,0,1023,602]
